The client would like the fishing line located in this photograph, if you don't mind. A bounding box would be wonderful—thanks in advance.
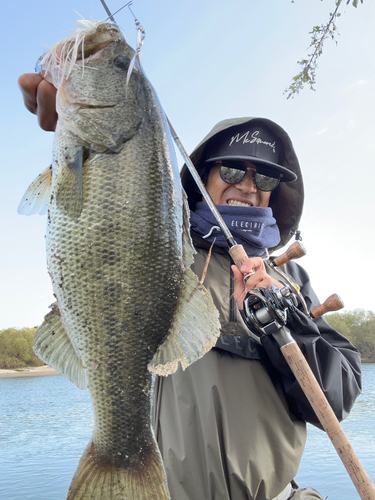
[300,125,375,217]
[295,73,375,151]
[300,154,370,229]
[304,161,372,219]
[302,117,375,185]
[303,140,370,204]
[301,194,355,230]
[101,1,133,23]
[301,136,373,224]
[295,119,375,230]
[99,0,239,252]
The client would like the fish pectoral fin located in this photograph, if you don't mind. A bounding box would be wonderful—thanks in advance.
[148,190,221,377]
[148,267,220,376]
[17,165,53,216]
[55,145,83,218]
[33,302,88,390]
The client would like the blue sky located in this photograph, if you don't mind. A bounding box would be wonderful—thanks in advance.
[1,0,375,329]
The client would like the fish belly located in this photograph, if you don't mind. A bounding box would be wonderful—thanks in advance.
[48,127,181,499]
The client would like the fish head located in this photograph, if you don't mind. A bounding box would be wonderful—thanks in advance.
[40,21,148,152]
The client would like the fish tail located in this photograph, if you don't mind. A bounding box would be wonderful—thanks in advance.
[66,440,171,500]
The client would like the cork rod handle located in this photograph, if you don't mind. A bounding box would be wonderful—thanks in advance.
[228,244,249,270]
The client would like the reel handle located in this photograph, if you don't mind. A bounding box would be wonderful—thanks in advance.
[273,241,306,267]
[310,294,344,319]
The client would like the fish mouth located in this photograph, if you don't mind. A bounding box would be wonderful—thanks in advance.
[39,21,124,88]
[227,199,253,207]
[75,102,117,109]
[68,24,122,61]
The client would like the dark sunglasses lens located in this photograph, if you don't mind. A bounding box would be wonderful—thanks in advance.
[220,165,246,184]
[254,172,280,192]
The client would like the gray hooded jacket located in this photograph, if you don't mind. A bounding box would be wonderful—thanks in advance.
[152,118,361,500]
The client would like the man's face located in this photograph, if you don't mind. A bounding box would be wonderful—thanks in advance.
[205,161,272,207]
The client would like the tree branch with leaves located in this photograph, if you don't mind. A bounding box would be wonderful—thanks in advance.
[284,0,363,99]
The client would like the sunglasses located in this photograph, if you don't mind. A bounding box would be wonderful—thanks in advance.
[218,161,281,192]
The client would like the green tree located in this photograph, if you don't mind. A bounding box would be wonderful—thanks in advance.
[326,309,375,362]
[325,312,351,339]
[285,0,364,98]
[0,328,44,369]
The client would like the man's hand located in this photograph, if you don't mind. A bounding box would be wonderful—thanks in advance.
[232,257,283,310]
[18,73,58,131]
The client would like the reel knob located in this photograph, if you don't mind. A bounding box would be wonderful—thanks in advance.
[310,294,344,319]
[273,241,306,267]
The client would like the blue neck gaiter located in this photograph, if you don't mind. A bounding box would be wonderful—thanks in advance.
[190,202,280,257]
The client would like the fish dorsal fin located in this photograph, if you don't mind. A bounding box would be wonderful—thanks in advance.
[17,165,53,216]
[148,190,220,376]
[55,144,84,218]
[33,303,88,389]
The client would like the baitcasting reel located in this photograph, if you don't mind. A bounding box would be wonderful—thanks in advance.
[242,286,298,337]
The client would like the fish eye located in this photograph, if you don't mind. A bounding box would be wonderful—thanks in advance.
[113,55,130,70]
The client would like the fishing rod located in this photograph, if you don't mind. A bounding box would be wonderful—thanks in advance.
[99,3,375,499]
[99,0,250,272]
[166,119,253,275]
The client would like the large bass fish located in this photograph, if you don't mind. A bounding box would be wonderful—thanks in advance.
[18,20,220,500]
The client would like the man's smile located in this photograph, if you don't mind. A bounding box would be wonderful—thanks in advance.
[227,199,253,207]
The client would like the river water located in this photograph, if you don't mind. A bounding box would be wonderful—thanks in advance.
[0,364,374,500]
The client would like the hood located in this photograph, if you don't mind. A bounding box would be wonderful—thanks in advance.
[180,117,304,251]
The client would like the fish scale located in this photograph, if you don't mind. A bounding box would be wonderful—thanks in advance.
[18,20,220,500]
[48,138,182,450]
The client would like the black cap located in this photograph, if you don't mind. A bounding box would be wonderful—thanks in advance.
[203,122,297,182]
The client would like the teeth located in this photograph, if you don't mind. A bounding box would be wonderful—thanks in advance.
[228,200,252,207]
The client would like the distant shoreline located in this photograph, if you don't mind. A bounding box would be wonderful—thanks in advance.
[1,359,373,380]
[0,366,60,379]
